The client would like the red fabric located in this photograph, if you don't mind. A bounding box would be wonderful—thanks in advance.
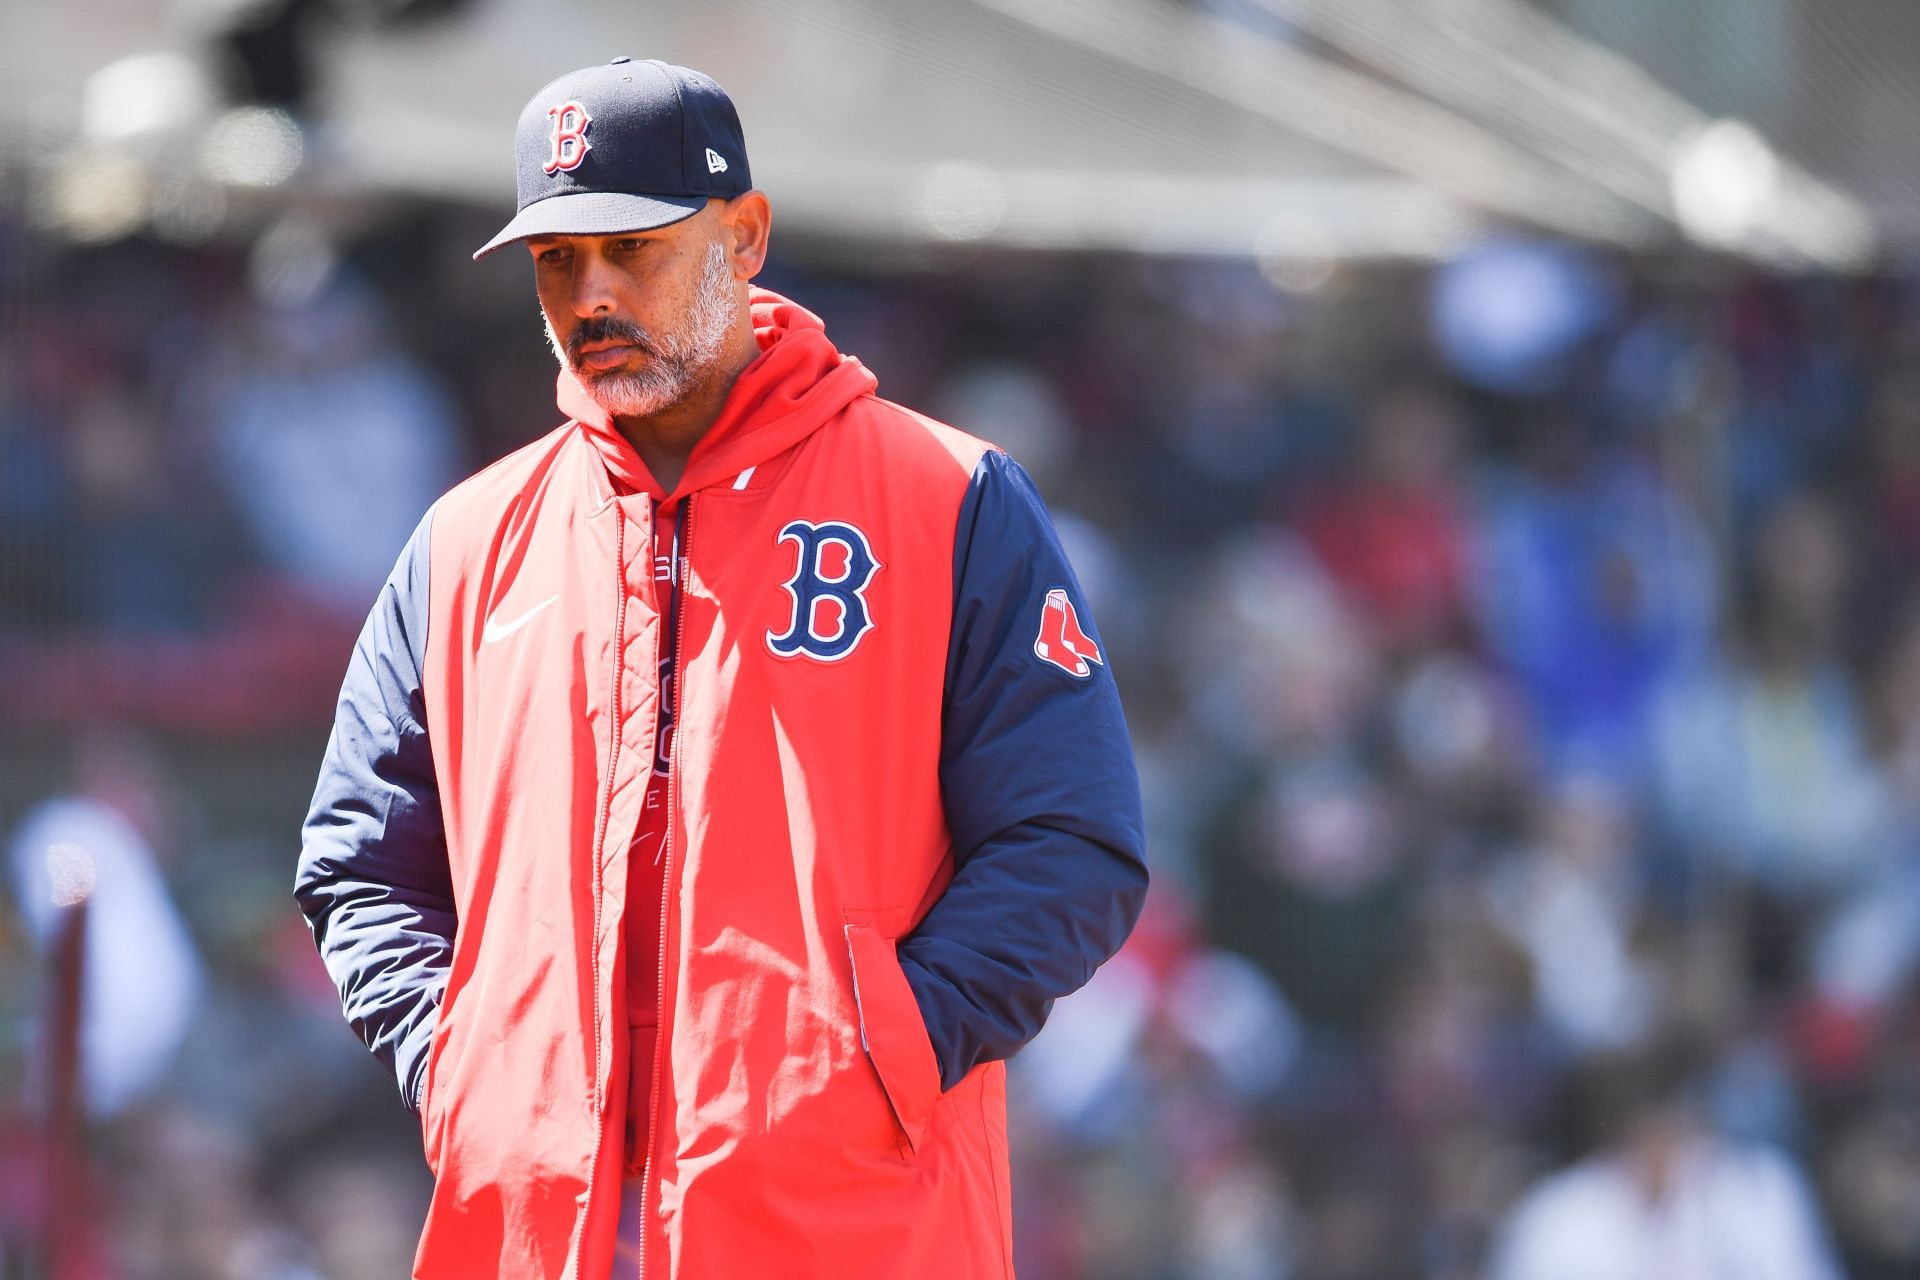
[412,289,1012,1278]
[624,497,675,1176]
[1298,484,1467,647]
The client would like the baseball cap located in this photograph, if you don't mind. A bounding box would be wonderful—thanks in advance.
[472,57,752,260]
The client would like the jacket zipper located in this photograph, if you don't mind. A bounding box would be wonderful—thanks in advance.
[575,508,629,1279]
[639,494,693,1280]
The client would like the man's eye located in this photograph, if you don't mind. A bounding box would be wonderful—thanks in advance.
[536,246,569,264]
[614,238,644,252]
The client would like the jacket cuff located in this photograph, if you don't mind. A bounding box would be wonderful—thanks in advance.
[398,1008,439,1116]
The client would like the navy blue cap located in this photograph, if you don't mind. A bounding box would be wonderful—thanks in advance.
[473,57,752,260]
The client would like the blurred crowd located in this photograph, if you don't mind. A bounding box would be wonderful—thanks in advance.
[8,204,1920,1279]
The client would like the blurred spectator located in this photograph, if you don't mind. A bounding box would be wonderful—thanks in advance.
[6,735,202,1119]
[188,271,462,616]
[1654,490,1893,898]
[1821,1102,1920,1280]
[1485,775,1656,1054]
[1489,1045,1841,1280]
[1015,890,1299,1280]
[1183,530,1379,759]
[1473,415,1717,783]
[1296,381,1472,654]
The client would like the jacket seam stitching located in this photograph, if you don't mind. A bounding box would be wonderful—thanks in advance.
[571,507,627,1274]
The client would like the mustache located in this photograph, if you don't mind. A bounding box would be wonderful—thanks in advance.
[566,315,658,363]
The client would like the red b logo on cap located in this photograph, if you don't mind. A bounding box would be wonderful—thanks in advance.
[543,100,592,174]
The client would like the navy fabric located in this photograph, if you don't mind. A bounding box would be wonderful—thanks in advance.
[901,451,1149,1091]
[475,58,751,258]
[294,507,454,1114]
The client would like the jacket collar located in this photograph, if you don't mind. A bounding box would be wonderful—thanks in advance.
[560,286,879,501]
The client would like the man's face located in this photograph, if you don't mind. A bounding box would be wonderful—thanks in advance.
[528,202,740,419]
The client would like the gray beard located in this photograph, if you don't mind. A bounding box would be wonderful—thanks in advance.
[547,239,738,419]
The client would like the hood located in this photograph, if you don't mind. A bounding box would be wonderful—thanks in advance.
[558,286,878,500]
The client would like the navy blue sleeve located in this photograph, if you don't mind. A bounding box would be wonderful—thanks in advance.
[293,507,454,1115]
[899,451,1149,1090]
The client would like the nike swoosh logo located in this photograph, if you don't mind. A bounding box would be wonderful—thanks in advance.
[481,594,560,644]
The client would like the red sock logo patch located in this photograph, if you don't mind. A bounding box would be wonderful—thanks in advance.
[1034,588,1102,678]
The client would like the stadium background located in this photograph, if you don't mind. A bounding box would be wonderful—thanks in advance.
[7,0,1920,1276]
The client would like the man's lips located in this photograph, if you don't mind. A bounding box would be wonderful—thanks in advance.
[577,342,641,371]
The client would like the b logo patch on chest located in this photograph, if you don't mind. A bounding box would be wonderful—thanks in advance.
[1035,588,1102,677]
[767,520,881,662]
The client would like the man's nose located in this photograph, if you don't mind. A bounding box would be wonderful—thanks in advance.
[569,252,619,318]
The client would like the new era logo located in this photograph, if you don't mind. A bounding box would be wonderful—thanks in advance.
[706,147,728,174]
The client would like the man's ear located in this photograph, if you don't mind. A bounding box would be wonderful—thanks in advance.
[722,191,772,280]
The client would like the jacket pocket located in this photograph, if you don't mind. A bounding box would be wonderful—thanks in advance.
[843,921,942,1153]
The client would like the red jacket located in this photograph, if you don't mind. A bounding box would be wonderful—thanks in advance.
[297,289,1146,1277]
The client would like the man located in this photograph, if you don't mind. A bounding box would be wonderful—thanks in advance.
[294,58,1147,1279]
